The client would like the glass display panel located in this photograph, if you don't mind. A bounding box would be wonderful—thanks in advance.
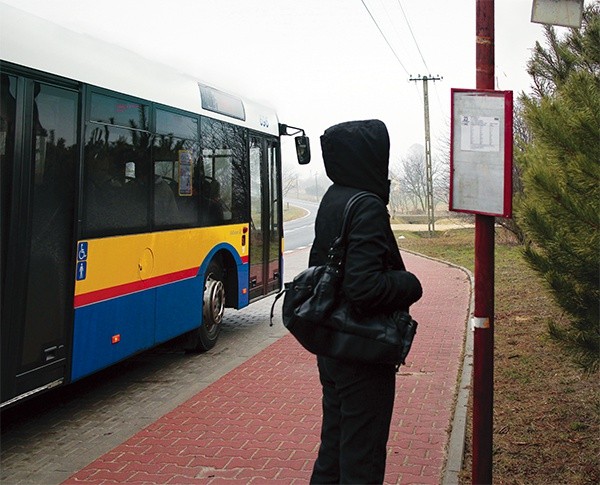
[199,84,245,121]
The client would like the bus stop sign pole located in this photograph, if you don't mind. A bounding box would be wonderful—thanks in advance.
[473,0,495,483]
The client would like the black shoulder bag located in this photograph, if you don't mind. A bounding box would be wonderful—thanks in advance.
[271,191,418,368]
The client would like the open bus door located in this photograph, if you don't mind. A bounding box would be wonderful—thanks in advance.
[1,72,78,407]
[248,135,281,301]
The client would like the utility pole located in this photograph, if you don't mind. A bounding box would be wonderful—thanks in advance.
[409,74,442,235]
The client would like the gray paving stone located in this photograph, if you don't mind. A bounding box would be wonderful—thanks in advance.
[0,249,310,485]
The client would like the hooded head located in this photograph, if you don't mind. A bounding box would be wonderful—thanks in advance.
[320,119,391,203]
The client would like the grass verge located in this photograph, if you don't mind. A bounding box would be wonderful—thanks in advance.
[283,204,308,223]
[396,227,599,485]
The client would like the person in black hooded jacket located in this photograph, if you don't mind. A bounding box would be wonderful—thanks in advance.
[309,119,423,485]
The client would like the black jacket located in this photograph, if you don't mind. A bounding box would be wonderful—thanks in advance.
[309,120,422,314]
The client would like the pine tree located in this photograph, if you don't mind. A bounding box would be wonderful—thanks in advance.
[516,5,600,371]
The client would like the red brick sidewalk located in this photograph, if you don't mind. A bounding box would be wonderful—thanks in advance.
[63,253,471,484]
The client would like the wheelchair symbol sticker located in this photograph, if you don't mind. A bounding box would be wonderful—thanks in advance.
[77,242,88,261]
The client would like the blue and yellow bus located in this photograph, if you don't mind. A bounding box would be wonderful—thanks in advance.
[0,4,310,407]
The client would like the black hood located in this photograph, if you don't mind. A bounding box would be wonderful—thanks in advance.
[320,119,391,204]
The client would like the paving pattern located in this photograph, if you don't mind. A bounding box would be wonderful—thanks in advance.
[60,252,471,484]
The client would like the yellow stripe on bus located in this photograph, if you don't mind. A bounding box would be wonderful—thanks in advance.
[75,225,247,295]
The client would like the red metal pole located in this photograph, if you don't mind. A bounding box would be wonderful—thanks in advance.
[473,1,495,484]
[472,216,494,484]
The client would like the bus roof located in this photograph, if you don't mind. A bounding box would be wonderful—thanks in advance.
[0,3,280,136]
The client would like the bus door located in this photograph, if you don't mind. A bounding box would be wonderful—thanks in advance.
[1,73,78,406]
[248,135,282,301]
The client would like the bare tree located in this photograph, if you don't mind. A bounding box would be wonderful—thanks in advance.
[388,163,405,216]
[399,149,427,213]
[282,170,298,198]
[432,133,450,207]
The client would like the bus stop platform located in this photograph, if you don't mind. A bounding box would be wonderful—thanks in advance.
[61,251,473,485]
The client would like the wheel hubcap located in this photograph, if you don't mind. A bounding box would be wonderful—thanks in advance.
[203,276,225,331]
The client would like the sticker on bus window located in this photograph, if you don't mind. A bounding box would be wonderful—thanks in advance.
[178,150,193,196]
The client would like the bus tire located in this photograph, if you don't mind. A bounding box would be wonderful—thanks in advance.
[188,260,225,352]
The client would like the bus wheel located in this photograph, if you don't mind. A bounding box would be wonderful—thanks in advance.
[188,261,225,352]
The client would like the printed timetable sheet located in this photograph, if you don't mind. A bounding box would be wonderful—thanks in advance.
[450,89,513,218]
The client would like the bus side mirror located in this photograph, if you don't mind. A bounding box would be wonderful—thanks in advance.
[295,136,311,165]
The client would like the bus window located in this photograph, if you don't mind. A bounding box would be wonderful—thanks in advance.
[20,83,78,369]
[83,127,150,236]
[249,137,263,293]
[90,92,149,130]
[156,108,197,139]
[267,141,281,290]
[153,136,200,227]
[83,92,151,236]
[1,74,16,296]
[154,108,200,228]
[153,165,180,226]
[200,118,248,226]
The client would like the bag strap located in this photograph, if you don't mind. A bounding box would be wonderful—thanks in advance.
[270,191,383,327]
[326,191,383,271]
[269,287,286,326]
[333,191,383,248]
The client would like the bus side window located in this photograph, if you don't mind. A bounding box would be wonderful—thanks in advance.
[152,142,200,228]
[200,117,247,226]
[83,128,150,235]
[83,94,151,236]
[85,154,127,231]
[202,177,224,224]
[154,109,200,228]
[154,174,180,225]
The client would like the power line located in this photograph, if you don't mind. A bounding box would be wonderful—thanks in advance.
[396,0,430,73]
[360,0,410,76]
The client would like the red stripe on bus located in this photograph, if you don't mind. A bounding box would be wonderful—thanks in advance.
[241,255,249,264]
[74,267,199,308]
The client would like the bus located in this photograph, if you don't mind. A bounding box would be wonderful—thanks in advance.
[0,4,310,408]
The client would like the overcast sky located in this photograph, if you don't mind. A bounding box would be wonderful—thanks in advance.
[0,0,576,178]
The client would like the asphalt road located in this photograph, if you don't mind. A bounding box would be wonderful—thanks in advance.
[283,197,319,251]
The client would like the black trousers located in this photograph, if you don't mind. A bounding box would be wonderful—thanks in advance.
[310,355,396,485]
